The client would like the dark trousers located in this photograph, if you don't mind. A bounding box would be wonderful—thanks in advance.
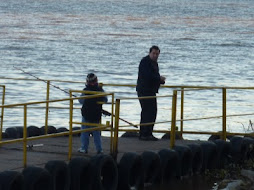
[137,91,157,137]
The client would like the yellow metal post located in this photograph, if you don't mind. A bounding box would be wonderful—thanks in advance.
[222,88,227,141]
[23,105,27,168]
[170,90,177,148]
[110,93,114,154]
[68,93,73,160]
[0,86,5,141]
[45,81,50,135]
[180,87,184,138]
[113,99,120,160]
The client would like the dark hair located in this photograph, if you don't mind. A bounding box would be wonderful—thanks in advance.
[149,45,160,53]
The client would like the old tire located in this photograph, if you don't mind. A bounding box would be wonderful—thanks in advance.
[141,151,160,184]
[173,145,192,176]
[230,136,250,164]
[187,143,203,174]
[118,152,144,190]
[200,141,218,171]
[22,166,53,190]
[15,127,23,138]
[90,154,118,190]
[27,126,42,137]
[68,157,91,190]
[5,127,17,139]
[0,170,24,190]
[156,149,180,184]
[40,126,57,135]
[45,160,70,190]
[213,139,232,169]
[121,132,139,138]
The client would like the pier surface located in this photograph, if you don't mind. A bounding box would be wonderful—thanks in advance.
[0,135,197,171]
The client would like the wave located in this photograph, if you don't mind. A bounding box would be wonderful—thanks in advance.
[213,42,253,48]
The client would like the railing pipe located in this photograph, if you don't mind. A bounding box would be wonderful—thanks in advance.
[44,80,50,134]
[23,105,27,168]
[222,88,227,140]
[113,99,120,160]
[180,87,184,138]
[110,93,114,154]
[170,90,177,148]
[68,92,74,160]
[0,85,5,141]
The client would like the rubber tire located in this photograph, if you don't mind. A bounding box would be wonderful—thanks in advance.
[161,133,183,140]
[40,126,57,135]
[118,152,144,190]
[199,141,218,171]
[0,170,24,190]
[27,126,42,137]
[186,143,203,174]
[173,145,192,176]
[141,151,160,184]
[56,127,69,137]
[72,127,81,137]
[121,132,139,138]
[230,136,249,164]
[5,127,17,139]
[45,160,70,190]
[2,132,9,138]
[156,149,180,184]
[22,166,53,190]
[15,127,23,138]
[68,157,91,190]
[89,154,118,190]
[213,139,232,169]
[242,137,254,161]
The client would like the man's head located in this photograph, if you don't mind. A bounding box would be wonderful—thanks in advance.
[86,73,98,85]
[149,45,160,62]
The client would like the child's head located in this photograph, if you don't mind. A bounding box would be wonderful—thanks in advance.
[86,73,98,86]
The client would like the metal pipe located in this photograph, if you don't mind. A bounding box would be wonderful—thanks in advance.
[68,93,73,161]
[23,105,27,168]
[0,85,5,141]
[222,88,227,141]
[113,99,120,160]
[170,90,177,148]
[180,87,184,138]
[44,81,50,135]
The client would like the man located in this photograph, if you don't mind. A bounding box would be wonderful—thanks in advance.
[136,46,166,141]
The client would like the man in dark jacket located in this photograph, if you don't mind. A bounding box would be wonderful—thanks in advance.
[136,46,166,141]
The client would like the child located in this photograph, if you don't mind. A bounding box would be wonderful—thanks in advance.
[78,73,107,154]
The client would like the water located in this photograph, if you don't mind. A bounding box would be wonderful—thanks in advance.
[0,0,254,140]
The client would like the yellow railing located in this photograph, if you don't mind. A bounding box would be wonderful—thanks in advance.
[1,77,254,160]
[0,92,113,167]
[0,85,5,141]
[175,87,254,143]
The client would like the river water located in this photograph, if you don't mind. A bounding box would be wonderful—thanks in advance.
[0,0,254,140]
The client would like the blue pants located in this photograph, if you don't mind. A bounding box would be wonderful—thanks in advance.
[80,117,102,152]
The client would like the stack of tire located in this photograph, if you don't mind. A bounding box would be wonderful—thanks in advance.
[0,136,253,190]
[0,154,118,190]
[3,126,73,139]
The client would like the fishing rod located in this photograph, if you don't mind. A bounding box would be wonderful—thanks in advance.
[13,66,138,128]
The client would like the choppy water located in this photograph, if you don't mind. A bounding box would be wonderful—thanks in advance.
[0,0,254,140]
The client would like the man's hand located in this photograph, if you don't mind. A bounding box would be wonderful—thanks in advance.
[160,76,166,84]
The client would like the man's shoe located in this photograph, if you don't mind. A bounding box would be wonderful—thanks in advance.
[97,150,104,154]
[149,135,159,141]
[78,148,88,154]
[139,136,149,141]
